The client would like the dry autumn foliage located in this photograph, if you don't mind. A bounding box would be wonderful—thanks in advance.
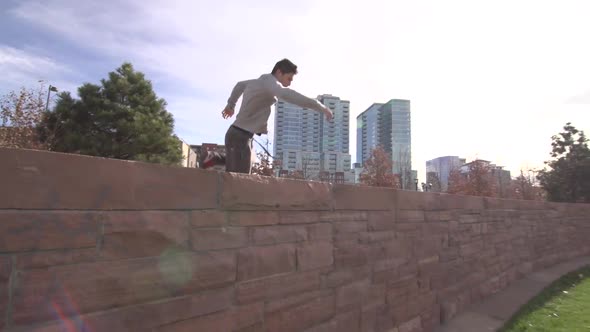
[447,160,497,197]
[251,151,278,176]
[0,85,48,149]
[360,146,400,188]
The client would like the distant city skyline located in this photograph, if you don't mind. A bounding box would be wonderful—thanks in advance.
[2,0,589,184]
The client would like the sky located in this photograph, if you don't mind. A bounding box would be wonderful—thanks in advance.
[1,0,589,182]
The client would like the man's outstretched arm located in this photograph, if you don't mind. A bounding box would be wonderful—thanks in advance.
[223,80,254,118]
[264,79,333,120]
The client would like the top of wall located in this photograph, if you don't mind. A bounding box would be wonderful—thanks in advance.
[1,148,587,212]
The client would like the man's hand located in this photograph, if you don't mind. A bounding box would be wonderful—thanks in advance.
[222,106,234,119]
[323,106,334,121]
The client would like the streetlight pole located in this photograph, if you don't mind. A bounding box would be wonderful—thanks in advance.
[45,85,58,112]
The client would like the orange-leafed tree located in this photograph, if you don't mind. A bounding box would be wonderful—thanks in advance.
[447,167,467,194]
[448,160,497,197]
[360,146,399,188]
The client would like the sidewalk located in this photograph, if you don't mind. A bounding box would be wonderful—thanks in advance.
[434,256,590,332]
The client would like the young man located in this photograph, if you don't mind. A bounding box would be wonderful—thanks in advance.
[201,59,334,173]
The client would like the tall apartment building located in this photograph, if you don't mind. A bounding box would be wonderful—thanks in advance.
[356,103,383,164]
[274,94,351,180]
[356,99,414,188]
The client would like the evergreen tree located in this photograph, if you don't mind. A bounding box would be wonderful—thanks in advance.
[538,123,590,203]
[39,63,182,165]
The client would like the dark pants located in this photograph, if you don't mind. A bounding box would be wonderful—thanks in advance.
[224,125,254,174]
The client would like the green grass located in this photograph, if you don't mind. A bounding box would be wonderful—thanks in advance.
[499,265,590,332]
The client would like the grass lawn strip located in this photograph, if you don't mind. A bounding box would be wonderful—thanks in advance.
[500,265,590,332]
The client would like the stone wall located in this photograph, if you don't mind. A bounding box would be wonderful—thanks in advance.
[1,147,589,332]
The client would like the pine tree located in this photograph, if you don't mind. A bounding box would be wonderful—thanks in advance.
[38,63,182,165]
[538,123,590,203]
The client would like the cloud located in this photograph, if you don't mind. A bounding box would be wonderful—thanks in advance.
[7,0,314,96]
[0,46,59,72]
[0,45,75,92]
[5,0,590,183]
[7,0,440,101]
[6,0,331,142]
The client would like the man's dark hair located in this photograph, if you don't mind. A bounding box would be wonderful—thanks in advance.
[272,59,298,75]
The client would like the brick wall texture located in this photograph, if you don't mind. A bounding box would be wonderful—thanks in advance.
[1,147,589,332]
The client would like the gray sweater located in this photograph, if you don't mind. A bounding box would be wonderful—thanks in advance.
[227,73,326,134]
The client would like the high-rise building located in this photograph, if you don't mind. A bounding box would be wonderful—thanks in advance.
[385,100,411,179]
[274,94,351,180]
[356,99,413,188]
[274,100,321,155]
[356,103,383,164]
[318,94,350,155]
[425,156,466,192]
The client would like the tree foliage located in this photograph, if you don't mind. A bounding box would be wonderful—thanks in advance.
[360,146,399,188]
[447,167,465,194]
[426,171,442,192]
[38,63,182,165]
[537,123,590,203]
[0,84,47,149]
[251,151,277,176]
[447,160,497,197]
[509,169,544,201]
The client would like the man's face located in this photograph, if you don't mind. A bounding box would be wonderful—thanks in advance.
[276,70,295,87]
